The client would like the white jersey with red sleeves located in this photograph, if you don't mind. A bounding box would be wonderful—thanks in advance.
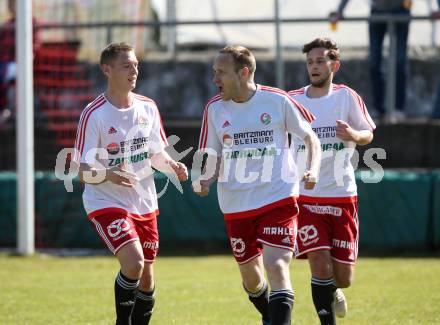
[74,92,168,220]
[289,83,376,201]
[199,84,315,219]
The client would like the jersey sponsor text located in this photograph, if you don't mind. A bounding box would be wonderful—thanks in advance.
[332,238,355,250]
[263,227,294,236]
[303,204,343,217]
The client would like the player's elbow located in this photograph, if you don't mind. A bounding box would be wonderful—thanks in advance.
[357,131,373,146]
[303,130,320,149]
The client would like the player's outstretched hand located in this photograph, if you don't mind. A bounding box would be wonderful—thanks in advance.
[169,161,188,181]
[302,171,317,190]
[107,161,139,187]
[192,179,210,197]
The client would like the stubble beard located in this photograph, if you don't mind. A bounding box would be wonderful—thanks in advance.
[311,73,332,88]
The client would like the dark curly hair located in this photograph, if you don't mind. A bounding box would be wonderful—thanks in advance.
[302,38,340,61]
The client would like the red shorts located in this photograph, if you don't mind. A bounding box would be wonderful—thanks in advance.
[295,200,359,265]
[91,212,159,262]
[225,203,299,264]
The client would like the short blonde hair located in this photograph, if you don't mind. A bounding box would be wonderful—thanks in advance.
[100,42,134,65]
[219,45,256,73]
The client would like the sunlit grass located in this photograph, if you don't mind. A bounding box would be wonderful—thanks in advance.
[0,253,439,324]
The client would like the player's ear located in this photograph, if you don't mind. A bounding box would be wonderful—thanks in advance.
[101,64,111,77]
[332,60,341,73]
[239,66,250,79]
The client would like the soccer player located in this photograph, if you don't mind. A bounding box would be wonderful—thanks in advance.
[193,45,321,325]
[289,38,375,325]
[74,42,188,325]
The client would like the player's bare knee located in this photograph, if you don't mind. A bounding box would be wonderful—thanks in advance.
[243,276,264,293]
[308,253,332,277]
[333,264,354,288]
[122,259,144,279]
[334,274,352,288]
[264,260,286,279]
[335,279,351,288]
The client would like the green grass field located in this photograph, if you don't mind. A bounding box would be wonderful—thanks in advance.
[1,253,439,325]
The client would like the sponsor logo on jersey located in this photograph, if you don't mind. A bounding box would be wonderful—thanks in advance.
[223,134,233,148]
[298,225,319,246]
[108,152,150,166]
[233,130,274,145]
[224,147,278,159]
[263,227,294,236]
[120,137,149,153]
[332,239,356,250]
[107,142,120,155]
[348,251,355,260]
[138,117,148,128]
[303,204,343,217]
[143,241,159,250]
[107,219,131,239]
[297,142,345,152]
[282,236,292,244]
[312,125,337,139]
[230,237,245,257]
[108,126,117,134]
[222,120,231,128]
[260,113,271,125]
